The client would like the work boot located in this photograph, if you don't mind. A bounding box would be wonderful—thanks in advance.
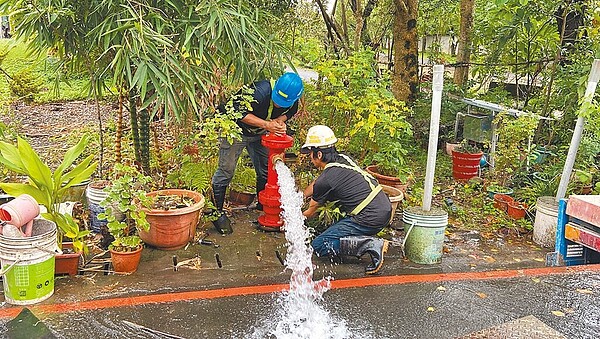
[211,184,232,234]
[340,236,389,275]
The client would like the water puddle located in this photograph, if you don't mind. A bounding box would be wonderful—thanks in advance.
[250,161,353,339]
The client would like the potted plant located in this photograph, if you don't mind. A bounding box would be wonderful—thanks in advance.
[98,164,153,273]
[507,201,528,220]
[485,183,514,199]
[573,169,593,194]
[0,135,96,254]
[139,189,205,250]
[229,164,256,206]
[366,141,412,192]
[451,139,483,180]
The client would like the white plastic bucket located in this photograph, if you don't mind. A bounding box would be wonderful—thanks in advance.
[533,196,559,248]
[86,186,108,206]
[402,207,448,264]
[0,219,58,305]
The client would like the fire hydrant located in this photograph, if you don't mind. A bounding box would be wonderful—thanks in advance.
[258,133,293,231]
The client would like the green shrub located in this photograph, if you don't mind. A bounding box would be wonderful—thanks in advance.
[9,69,42,103]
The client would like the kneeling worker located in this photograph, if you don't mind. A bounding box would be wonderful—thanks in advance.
[301,125,391,274]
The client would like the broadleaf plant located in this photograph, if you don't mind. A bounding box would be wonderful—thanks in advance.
[0,135,97,253]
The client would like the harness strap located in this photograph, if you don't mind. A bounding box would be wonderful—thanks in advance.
[267,79,275,121]
[324,155,382,216]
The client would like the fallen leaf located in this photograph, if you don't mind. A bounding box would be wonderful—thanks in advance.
[531,278,541,283]
[468,254,479,260]
[551,310,565,317]
[475,292,487,299]
[513,258,522,262]
[437,286,447,292]
[563,308,575,314]
[533,258,544,262]
[576,288,593,295]
[484,256,496,263]
[490,248,499,252]
[427,306,435,312]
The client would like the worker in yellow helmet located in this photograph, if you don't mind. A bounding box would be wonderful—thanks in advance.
[301,125,391,275]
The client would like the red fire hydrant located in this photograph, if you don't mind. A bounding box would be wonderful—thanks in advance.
[258,133,294,231]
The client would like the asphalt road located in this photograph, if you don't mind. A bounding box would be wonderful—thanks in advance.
[2,268,599,339]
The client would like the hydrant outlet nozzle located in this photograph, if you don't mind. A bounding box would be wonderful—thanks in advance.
[272,154,284,165]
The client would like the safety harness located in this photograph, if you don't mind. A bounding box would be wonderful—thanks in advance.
[324,154,382,216]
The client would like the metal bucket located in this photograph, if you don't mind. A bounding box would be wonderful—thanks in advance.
[533,196,559,248]
[0,219,58,305]
[402,206,448,264]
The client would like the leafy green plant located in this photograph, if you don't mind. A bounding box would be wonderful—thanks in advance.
[454,139,481,154]
[230,164,256,193]
[166,156,213,194]
[308,50,412,160]
[9,69,42,103]
[306,201,346,235]
[98,164,153,252]
[0,135,97,252]
[371,141,412,182]
[491,113,538,187]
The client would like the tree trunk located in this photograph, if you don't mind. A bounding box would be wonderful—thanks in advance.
[392,0,419,102]
[354,0,364,50]
[453,0,474,87]
[129,90,141,166]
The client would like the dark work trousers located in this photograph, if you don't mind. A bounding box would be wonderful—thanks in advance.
[211,135,268,196]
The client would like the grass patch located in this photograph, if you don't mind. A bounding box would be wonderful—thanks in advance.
[0,39,89,103]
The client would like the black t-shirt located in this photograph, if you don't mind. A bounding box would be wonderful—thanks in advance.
[312,154,392,228]
[222,79,299,136]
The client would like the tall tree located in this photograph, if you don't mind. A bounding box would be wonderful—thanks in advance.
[2,0,287,174]
[392,0,419,102]
[453,0,475,87]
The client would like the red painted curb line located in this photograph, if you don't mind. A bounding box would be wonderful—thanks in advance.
[1,264,599,320]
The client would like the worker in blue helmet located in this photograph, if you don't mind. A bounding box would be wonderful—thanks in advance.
[211,72,304,234]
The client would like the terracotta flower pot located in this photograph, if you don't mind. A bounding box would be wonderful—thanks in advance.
[507,201,528,220]
[55,242,82,276]
[110,246,143,273]
[493,194,514,212]
[381,184,404,220]
[366,165,408,193]
[229,189,256,206]
[139,189,205,250]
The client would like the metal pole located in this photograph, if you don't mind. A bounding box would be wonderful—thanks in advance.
[423,65,444,211]
[555,59,600,201]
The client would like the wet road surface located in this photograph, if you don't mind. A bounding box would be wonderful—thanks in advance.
[2,266,599,338]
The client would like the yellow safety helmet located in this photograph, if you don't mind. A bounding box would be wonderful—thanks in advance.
[300,125,337,153]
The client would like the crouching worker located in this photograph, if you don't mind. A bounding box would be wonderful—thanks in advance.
[301,125,391,275]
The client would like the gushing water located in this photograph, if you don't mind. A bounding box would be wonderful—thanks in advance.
[252,161,351,339]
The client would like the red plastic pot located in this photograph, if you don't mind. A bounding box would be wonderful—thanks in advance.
[451,150,483,180]
[493,194,514,212]
[507,201,528,220]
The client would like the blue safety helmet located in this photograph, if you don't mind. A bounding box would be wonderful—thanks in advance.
[271,72,304,108]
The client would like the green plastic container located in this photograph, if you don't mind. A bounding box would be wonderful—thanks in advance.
[402,207,448,264]
[0,219,57,305]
